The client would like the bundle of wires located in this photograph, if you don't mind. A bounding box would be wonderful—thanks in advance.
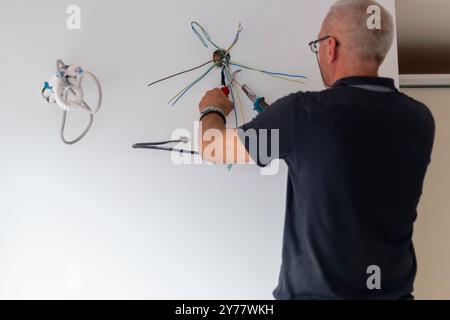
[148,21,307,127]
[142,22,308,164]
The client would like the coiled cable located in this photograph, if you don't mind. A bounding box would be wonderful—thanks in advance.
[43,59,102,145]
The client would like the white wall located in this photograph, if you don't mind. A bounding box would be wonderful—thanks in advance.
[402,88,450,300]
[0,0,398,299]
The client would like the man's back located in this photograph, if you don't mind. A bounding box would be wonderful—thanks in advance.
[240,76,435,299]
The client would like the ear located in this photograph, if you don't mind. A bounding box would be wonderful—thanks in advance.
[326,37,338,64]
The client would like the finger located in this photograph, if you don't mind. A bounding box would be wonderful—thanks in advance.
[212,88,223,95]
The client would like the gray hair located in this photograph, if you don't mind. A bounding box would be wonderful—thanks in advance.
[323,0,394,65]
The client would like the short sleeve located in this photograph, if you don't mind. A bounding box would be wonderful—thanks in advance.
[238,93,297,167]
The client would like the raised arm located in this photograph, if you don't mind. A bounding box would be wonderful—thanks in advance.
[198,88,251,164]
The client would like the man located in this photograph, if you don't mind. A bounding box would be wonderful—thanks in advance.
[198,0,435,300]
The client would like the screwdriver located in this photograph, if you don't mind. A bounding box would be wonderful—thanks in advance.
[240,84,269,114]
[230,77,269,114]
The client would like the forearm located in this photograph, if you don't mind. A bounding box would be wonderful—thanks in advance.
[199,114,226,163]
[198,88,251,164]
[201,113,226,132]
[199,114,251,164]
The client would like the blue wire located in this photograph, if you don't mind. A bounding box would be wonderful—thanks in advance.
[191,21,221,49]
[223,67,239,172]
[224,67,239,128]
[169,63,218,106]
[230,63,308,79]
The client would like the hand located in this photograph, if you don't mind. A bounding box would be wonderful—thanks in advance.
[199,88,234,116]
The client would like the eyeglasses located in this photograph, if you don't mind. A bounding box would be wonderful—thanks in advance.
[308,36,338,54]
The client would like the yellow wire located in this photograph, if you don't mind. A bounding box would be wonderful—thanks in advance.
[230,61,307,84]
[266,74,307,84]
[233,81,246,124]
[225,66,245,124]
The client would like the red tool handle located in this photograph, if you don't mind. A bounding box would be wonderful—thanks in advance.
[221,86,230,96]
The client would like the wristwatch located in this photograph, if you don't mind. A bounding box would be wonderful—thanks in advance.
[200,106,227,125]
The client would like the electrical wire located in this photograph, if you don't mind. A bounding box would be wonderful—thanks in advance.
[148,60,214,87]
[234,85,246,123]
[60,100,94,145]
[222,67,242,172]
[133,138,199,155]
[226,23,243,53]
[134,145,199,155]
[160,22,244,106]
[223,66,239,128]
[230,62,307,80]
[191,21,221,49]
[133,139,184,147]
[147,22,308,107]
[265,74,307,84]
[138,22,310,161]
[55,60,102,145]
[226,66,246,124]
[168,61,220,106]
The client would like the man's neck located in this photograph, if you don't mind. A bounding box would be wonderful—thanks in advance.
[334,69,379,81]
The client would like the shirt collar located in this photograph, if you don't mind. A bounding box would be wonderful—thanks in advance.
[332,76,397,91]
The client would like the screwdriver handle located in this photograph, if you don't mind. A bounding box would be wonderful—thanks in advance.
[254,97,269,114]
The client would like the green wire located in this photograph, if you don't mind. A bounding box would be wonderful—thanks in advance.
[163,22,307,107]
[169,62,220,106]
[230,62,308,79]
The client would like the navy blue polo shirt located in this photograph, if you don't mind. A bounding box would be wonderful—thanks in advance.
[238,76,435,299]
